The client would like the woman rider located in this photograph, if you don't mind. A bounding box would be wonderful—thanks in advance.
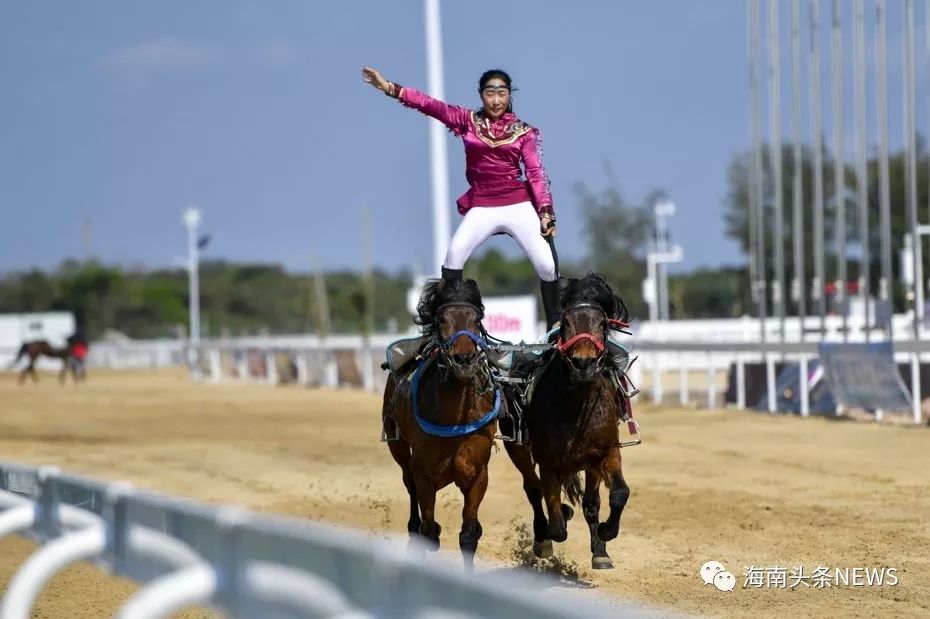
[362,66,561,332]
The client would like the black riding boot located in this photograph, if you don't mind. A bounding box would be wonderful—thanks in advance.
[540,278,561,332]
[441,266,463,287]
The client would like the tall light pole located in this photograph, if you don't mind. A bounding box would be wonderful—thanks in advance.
[876,0,893,339]
[791,0,806,338]
[832,0,848,340]
[810,0,827,336]
[424,0,451,276]
[853,0,870,340]
[769,0,786,343]
[750,0,768,344]
[183,207,202,379]
[905,0,921,336]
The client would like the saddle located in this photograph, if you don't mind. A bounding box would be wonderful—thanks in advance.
[485,344,553,445]
[381,337,517,443]
[383,335,432,377]
[382,338,434,442]
[489,337,641,447]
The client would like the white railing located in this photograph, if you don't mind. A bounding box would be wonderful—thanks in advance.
[6,314,927,424]
[0,462,650,619]
[627,338,930,424]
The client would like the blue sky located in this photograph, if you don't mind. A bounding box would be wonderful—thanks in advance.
[0,1,923,275]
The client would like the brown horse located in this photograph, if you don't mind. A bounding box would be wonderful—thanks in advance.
[382,278,499,570]
[504,273,632,569]
[10,340,86,385]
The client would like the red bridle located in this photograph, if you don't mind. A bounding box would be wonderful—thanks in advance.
[555,304,629,355]
[556,332,605,354]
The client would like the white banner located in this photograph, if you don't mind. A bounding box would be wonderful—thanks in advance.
[482,295,538,344]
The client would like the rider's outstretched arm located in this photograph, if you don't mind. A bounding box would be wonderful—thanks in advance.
[390,85,470,136]
[362,66,470,136]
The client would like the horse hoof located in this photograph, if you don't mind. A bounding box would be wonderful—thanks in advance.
[592,556,614,570]
[533,539,553,559]
[561,504,574,522]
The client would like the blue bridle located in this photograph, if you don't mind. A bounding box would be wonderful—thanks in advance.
[441,329,490,352]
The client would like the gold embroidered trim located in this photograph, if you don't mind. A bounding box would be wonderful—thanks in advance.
[469,111,533,147]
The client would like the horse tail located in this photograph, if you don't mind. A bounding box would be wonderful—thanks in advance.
[562,473,584,507]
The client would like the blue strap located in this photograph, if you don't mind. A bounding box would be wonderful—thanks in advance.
[411,360,501,437]
[443,329,490,350]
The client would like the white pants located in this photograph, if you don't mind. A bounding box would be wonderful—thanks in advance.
[443,201,558,281]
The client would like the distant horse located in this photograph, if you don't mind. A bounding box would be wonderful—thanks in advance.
[504,273,632,569]
[382,278,499,570]
[10,339,87,385]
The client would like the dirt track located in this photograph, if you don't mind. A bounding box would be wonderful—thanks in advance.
[0,370,927,618]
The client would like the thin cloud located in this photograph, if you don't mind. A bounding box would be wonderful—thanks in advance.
[102,38,219,79]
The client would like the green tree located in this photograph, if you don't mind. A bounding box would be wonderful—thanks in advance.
[575,180,654,319]
[724,140,927,312]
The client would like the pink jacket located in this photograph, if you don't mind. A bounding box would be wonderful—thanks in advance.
[395,86,554,217]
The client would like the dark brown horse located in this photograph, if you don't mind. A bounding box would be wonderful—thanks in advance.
[382,278,499,570]
[504,273,632,569]
[10,339,86,385]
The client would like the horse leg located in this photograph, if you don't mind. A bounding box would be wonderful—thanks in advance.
[457,465,488,573]
[59,360,67,385]
[583,469,612,569]
[542,470,569,543]
[387,439,420,537]
[27,358,38,384]
[413,470,441,551]
[596,447,630,543]
[503,442,551,558]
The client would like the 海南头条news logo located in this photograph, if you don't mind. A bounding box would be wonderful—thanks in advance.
[701,561,899,592]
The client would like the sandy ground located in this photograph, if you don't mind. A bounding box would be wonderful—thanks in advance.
[0,369,927,618]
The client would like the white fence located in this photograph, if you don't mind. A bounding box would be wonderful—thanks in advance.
[0,462,656,619]
[8,312,929,424]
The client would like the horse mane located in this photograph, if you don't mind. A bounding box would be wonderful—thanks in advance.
[560,273,629,322]
[414,278,484,338]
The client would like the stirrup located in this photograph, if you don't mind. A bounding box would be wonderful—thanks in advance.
[494,409,524,444]
[620,417,641,448]
[381,417,401,442]
[494,424,524,445]
[617,386,641,448]
[617,368,640,399]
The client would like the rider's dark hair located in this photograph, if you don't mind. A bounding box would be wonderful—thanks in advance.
[478,69,514,113]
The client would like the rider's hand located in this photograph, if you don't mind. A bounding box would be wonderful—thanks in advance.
[540,214,557,238]
[361,66,391,93]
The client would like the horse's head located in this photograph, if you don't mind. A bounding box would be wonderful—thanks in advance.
[556,274,629,383]
[416,278,487,381]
